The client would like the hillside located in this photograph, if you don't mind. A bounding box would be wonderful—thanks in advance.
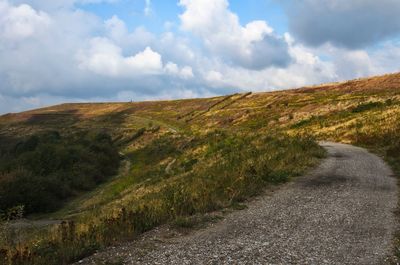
[2,73,400,140]
[1,72,400,264]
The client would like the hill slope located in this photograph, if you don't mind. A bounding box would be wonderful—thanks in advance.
[1,72,400,264]
[2,72,400,143]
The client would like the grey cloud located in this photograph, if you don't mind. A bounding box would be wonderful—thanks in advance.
[284,0,400,48]
[232,35,291,70]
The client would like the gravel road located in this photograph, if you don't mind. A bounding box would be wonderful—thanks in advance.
[78,142,398,265]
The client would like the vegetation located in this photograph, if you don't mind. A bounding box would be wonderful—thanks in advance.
[0,72,399,264]
[0,131,120,215]
[0,131,324,264]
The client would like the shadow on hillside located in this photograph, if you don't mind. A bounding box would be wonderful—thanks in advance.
[26,109,81,127]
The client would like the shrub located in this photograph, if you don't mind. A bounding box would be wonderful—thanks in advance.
[0,131,120,215]
[351,101,384,113]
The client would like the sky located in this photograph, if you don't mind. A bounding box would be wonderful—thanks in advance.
[1,0,400,114]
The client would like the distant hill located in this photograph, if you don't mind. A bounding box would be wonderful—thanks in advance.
[2,72,400,141]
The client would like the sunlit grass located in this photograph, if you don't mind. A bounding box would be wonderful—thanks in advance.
[1,132,324,264]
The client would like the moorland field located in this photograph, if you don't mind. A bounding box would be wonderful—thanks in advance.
[1,73,400,264]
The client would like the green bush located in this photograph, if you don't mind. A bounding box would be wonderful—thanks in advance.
[0,131,120,215]
[351,101,384,113]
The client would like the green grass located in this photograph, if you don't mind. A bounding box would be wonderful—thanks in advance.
[172,214,224,229]
[0,132,324,264]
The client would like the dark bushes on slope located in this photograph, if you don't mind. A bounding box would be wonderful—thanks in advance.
[0,131,120,215]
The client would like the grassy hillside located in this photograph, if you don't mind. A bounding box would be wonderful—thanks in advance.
[0,72,400,264]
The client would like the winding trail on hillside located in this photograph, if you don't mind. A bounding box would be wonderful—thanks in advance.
[79,142,398,265]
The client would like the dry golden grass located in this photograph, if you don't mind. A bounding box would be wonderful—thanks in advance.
[1,72,400,264]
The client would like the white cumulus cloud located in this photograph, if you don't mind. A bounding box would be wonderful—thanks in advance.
[165,62,194,79]
[179,0,291,70]
[0,0,50,40]
[78,38,163,77]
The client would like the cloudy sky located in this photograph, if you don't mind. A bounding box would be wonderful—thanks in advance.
[1,0,400,113]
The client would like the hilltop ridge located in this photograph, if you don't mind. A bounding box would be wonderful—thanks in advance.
[2,72,400,143]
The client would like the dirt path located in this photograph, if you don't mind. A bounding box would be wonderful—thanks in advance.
[77,142,398,264]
